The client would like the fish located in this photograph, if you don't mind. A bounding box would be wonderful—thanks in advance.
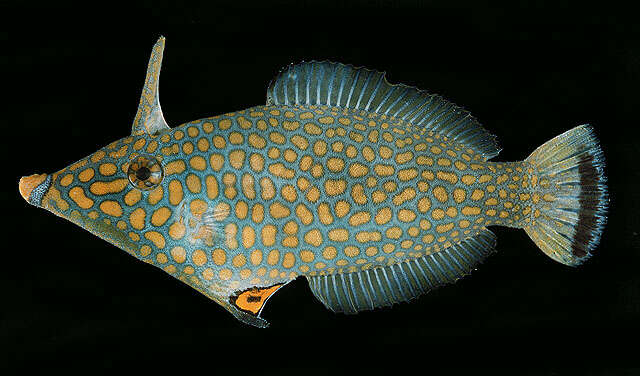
[19,36,608,328]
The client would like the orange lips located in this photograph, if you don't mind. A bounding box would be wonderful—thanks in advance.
[19,173,48,202]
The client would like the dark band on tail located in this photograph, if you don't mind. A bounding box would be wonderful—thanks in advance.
[573,152,608,258]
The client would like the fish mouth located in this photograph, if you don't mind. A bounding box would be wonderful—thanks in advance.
[19,173,52,207]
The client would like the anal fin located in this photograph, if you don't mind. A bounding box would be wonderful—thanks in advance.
[306,229,497,314]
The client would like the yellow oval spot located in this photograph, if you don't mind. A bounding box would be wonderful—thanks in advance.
[317,203,334,225]
[375,207,392,225]
[78,168,95,182]
[170,246,186,263]
[242,226,256,248]
[91,150,106,163]
[129,208,146,230]
[229,150,246,169]
[398,168,418,181]
[296,204,313,225]
[250,250,263,265]
[252,203,264,224]
[168,180,183,206]
[212,249,227,265]
[304,229,323,247]
[144,231,165,249]
[99,200,123,217]
[60,174,74,187]
[186,174,201,193]
[431,208,445,220]
[328,228,349,242]
[291,135,309,150]
[397,209,417,223]
[324,179,346,196]
[349,211,371,226]
[260,177,276,200]
[436,222,455,233]
[327,157,345,173]
[281,185,297,202]
[89,179,128,195]
[436,171,458,184]
[335,200,350,218]
[269,202,290,219]
[165,160,186,175]
[282,252,295,269]
[344,246,360,257]
[306,187,320,203]
[461,206,481,215]
[300,250,314,263]
[471,189,485,201]
[189,156,207,170]
[304,122,322,135]
[151,207,172,226]
[392,188,416,206]
[169,222,185,239]
[322,247,337,260]
[385,227,402,239]
[147,186,163,205]
[261,225,277,246]
[267,250,280,265]
[374,164,395,177]
[395,151,414,164]
[232,254,246,267]
[461,175,475,185]
[433,186,448,203]
[351,184,367,205]
[418,197,432,213]
[68,187,94,209]
[98,163,118,176]
[372,190,386,204]
[485,197,498,206]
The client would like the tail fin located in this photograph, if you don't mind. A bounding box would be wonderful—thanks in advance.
[524,125,608,266]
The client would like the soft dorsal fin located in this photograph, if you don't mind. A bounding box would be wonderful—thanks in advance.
[306,229,497,314]
[131,36,170,136]
[267,61,501,160]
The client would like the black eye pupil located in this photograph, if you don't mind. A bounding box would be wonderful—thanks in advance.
[136,166,151,181]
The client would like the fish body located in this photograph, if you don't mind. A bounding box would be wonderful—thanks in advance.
[19,37,608,327]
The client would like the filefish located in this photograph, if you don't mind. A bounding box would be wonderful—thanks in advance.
[19,37,608,327]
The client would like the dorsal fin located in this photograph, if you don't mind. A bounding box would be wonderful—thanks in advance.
[306,229,497,314]
[267,61,501,160]
[131,36,170,136]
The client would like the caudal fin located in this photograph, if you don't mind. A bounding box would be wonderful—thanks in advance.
[524,125,608,266]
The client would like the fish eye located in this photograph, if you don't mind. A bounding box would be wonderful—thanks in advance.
[127,154,164,190]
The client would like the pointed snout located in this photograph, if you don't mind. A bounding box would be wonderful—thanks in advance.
[19,173,51,206]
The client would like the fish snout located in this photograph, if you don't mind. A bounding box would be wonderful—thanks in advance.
[19,173,52,207]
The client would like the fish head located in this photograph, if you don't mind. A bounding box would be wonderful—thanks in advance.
[18,135,164,256]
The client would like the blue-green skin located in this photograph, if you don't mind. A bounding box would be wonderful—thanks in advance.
[40,103,534,326]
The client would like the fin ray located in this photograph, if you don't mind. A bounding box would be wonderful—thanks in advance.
[306,229,497,314]
[524,125,608,266]
[267,61,500,160]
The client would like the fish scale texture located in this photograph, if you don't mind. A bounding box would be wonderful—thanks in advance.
[44,105,534,295]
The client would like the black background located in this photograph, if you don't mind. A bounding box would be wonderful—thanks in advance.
[2,1,639,374]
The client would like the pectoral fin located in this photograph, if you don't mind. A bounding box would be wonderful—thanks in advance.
[132,36,170,136]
